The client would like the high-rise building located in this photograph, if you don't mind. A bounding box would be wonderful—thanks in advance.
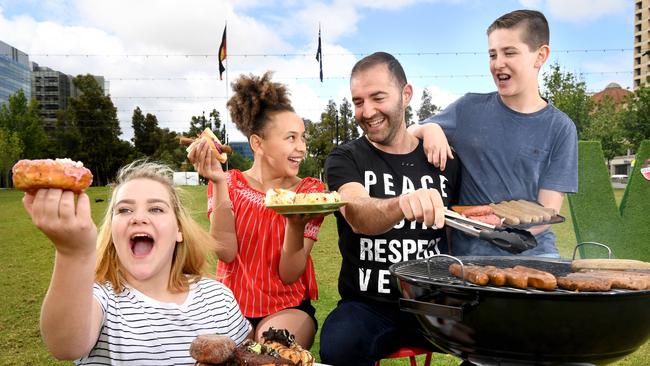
[0,40,31,106]
[31,63,108,132]
[31,63,72,131]
[634,0,650,89]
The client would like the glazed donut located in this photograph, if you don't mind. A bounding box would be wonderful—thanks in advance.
[190,334,236,364]
[12,158,93,193]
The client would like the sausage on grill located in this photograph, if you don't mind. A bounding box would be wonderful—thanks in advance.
[513,265,557,290]
[449,264,490,285]
[557,274,613,292]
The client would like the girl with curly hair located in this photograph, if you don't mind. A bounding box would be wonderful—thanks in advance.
[188,72,325,348]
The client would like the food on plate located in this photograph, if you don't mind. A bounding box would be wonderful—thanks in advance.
[12,158,93,193]
[489,200,558,226]
[294,191,341,204]
[461,205,493,217]
[467,214,502,227]
[571,258,650,272]
[261,327,314,366]
[488,203,521,225]
[190,327,313,366]
[265,188,341,206]
[190,334,236,364]
[265,188,297,205]
[182,127,232,163]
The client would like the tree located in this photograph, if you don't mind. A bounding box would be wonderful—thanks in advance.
[0,127,23,188]
[0,89,49,159]
[304,101,338,178]
[582,96,626,160]
[541,62,593,136]
[338,98,359,143]
[416,88,440,121]
[619,84,650,153]
[132,107,160,156]
[67,74,129,185]
[405,105,414,127]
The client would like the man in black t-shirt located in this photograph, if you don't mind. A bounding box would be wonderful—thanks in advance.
[320,52,460,366]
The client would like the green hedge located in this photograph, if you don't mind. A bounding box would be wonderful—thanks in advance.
[568,140,650,260]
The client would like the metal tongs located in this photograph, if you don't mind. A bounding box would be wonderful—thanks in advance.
[444,209,537,254]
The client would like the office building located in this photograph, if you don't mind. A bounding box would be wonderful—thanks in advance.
[0,40,30,106]
[229,141,254,160]
[31,63,72,130]
[32,63,108,131]
[634,0,649,89]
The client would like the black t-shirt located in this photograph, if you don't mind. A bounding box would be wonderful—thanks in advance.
[325,137,460,304]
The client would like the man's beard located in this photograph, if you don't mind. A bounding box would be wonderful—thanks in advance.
[361,94,404,146]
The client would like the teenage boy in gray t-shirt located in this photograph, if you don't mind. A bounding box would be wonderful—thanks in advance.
[410,9,578,257]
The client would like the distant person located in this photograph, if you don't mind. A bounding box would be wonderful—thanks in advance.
[188,72,325,348]
[410,9,578,257]
[320,52,460,366]
[22,160,250,365]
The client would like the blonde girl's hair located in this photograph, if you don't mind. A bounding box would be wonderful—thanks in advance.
[95,159,216,293]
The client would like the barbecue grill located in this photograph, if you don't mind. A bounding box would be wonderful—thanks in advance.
[390,255,650,365]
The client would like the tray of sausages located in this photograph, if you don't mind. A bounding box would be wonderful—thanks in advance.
[451,200,564,229]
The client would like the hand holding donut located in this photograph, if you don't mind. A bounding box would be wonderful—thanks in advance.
[12,158,93,193]
[23,189,97,257]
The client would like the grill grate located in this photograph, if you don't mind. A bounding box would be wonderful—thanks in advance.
[391,256,642,295]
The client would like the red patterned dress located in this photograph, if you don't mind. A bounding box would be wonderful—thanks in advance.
[207,170,324,318]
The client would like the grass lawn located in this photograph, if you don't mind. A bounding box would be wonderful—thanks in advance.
[0,187,647,365]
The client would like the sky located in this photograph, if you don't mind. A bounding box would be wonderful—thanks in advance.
[0,0,634,142]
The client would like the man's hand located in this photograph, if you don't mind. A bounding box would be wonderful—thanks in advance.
[408,123,453,170]
[398,188,445,229]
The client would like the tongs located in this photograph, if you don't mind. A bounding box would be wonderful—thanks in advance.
[444,209,537,254]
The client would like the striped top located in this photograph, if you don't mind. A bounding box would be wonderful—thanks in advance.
[207,170,325,318]
[75,277,251,366]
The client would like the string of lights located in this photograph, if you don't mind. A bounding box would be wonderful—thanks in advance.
[17,48,633,58]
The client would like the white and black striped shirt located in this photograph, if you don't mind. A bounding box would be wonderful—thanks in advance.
[75,277,251,365]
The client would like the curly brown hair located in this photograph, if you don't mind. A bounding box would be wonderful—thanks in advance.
[227,71,294,138]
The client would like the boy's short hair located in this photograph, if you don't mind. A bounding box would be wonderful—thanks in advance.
[487,9,549,51]
[351,51,407,89]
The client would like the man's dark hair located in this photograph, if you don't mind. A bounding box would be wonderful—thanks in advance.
[350,51,407,89]
[487,9,549,51]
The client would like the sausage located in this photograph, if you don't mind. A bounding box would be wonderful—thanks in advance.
[190,334,236,364]
[489,203,521,225]
[503,268,529,289]
[462,205,493,217]
[557,274,612,292]
[497,201,537,224]
[575,270,650,290]
[514,200,555,220]
[483,265,507,286]
[512,265,557,290]
[467,214,502,227]
[449,264,490,285]
[571,259,650,272]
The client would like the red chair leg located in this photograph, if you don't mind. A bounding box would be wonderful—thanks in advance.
[424,352,432,366]
[409,355,417,366]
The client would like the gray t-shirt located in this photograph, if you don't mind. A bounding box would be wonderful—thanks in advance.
[422,92,578,256]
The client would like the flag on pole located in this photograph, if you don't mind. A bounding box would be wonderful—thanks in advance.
[315,25,323,82]
[218,25,227,80]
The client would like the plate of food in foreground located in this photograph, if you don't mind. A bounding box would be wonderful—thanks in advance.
[190,327,314,365]
[452,199,564,229]
[265,188,347,215]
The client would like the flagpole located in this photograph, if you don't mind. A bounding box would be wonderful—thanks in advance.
[224,20,229,171]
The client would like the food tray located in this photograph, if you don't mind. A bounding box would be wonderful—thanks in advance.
[451,201,565,230]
